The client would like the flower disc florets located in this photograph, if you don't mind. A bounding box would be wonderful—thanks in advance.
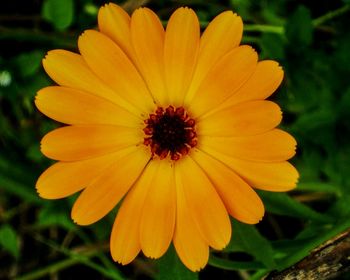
[143,106,197,160]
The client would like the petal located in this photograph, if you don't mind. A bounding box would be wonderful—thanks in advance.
[111,160,159,265]
[35,86,141,127]
[197,101,282,137]
[188,46,258,118]
[98,3,134,60]
[41,125,142,161]
[200,129,297,162]
[42,50,136,114]
[203,149,299,191]
[185,11,243,104]
[140,160,176,258]
[164,7,200,106]
[223,60,284,108]
[175,156,231,250]
[36,152,123,199]
[72,146,150,225]
[131,8,167,105]
[191,150,264,224]
[173,171,209,272]
[78,30,155,114]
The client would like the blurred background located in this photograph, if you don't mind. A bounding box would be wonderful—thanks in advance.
[1,0,350,279]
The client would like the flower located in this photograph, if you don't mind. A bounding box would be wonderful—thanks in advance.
[35,3,299,272]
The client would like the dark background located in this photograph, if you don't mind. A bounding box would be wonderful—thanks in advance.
[1,0,350,279]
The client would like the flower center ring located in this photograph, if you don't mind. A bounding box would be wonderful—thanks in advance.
[143,106,197,160]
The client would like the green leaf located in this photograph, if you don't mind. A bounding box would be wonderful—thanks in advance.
[285,5,313,47]
[156,245,198,280]
[258,192,330,222]
[37,203,75,230]
[338,87,350,118]
[15,51,44,77]
[297,182,341,194]
[250,269,270,280]
[229,0,253,20]
[226,220,276,269]
[0,175,42,205]
[260,33,285,60]
[0,70,12,87]
[275,217,350,270]
[0,224,20,259]
[42,0,74,30]
[327,194,350,218]
[209,256,264,270]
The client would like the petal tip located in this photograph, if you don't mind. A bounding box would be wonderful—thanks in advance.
[111,253,134,266]
[71,210,87,226]
[188,264,206,272]
[35,183,45,198]
[42,51,55,69]
[141,251,160,260]
[173,6,196,16]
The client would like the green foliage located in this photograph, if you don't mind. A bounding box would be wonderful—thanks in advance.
[258,192,330,222]
[285,6,313,47]
[42,0,74,30]
[37,203,76,230]
[229,0,253,20]
[0,225,20,259]
[226,220,276,269]
[156,246,198,280]
[15,51,44,78]
[273,217,350,270]
[260,33,285,60]
[1,0,350,279]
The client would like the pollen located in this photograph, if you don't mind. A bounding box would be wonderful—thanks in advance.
[143,106,197,160]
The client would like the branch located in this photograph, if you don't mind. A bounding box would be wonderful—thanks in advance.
[265,229,350,280]
[313,4,350,27]
[0,26,77,49]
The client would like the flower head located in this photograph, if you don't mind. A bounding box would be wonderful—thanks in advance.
[35,3,298,271]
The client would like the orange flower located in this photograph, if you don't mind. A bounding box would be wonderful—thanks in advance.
[35,3,298,271]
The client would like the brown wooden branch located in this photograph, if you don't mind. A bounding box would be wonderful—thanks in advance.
[265,229,350,280]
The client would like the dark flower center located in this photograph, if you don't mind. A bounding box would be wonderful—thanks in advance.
[143,106,197,160]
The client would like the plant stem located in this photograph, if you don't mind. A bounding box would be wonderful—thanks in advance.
[241,4,350,34]
[208,256,265,270]
[16,258,81,280]
[0,26,76,49]
[1,4,349,47]
[29,235,125,280]
[244,24,284,34]
[313,4,350,27]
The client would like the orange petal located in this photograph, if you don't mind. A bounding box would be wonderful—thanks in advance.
[188,46,257,117]
[191,150,264,224]
[131,8,167,105]
[173,170,209,272]
[36,151,124,199]
[42,50,136,114]
[185,11,243,104]
[71,146,150,225]
[111,160,159,265]
[140,160,176,258]
[175,156,231,250]
[35,86,141,127]
[200,129,297,162]
[204,149,299,191]
[197,101,282,137]
[98,3,134,61]
[164,7,200,106]
[41,125,142,161]
[78,30,154,114]
[223,60,284,108]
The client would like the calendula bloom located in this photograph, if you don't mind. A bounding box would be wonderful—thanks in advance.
[35,3,298,271]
